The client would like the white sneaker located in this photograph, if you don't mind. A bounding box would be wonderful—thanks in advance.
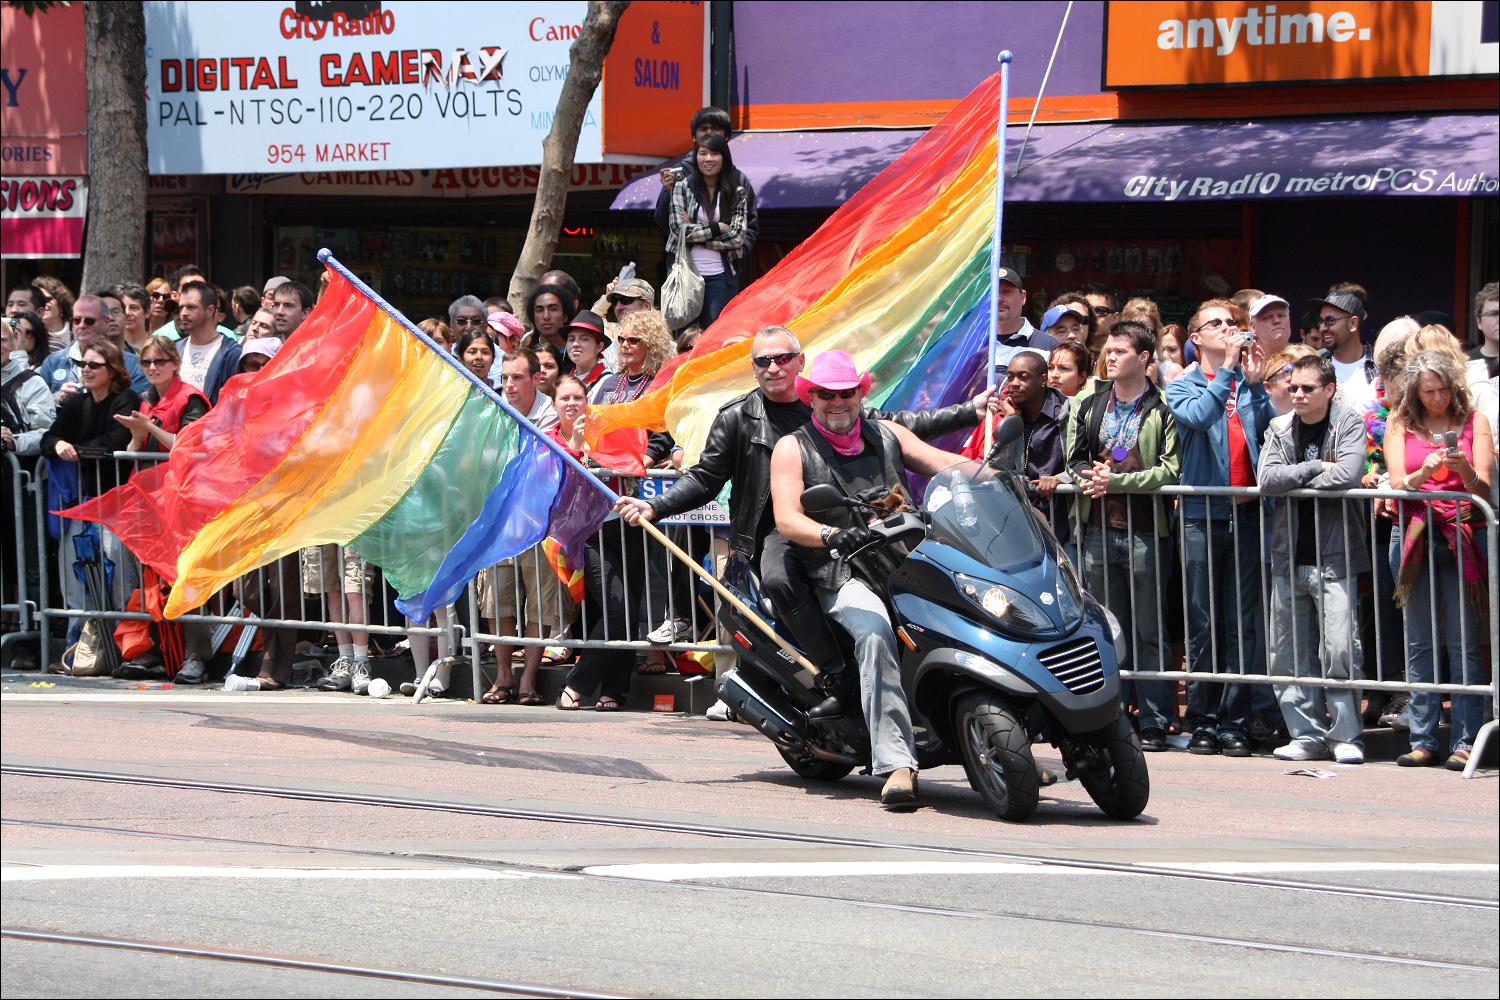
[175,658,207,685]
[647,617,692,644]
[705,699,733,721]
[316,656,355,691]
[350,659,371,695]
[1273,739,1330,761]
[1330,742,1364,765]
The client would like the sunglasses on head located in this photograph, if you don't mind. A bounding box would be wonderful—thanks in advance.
[812,388,858,401]
[752,351,798,369]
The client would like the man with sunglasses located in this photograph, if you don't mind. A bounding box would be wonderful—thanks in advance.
[615,326,992,716]
[1258,354,1369,764]
[1308,283,1377,414]
[767,350,970,808]
[38,295,148,404]
[1165,299,1277,756]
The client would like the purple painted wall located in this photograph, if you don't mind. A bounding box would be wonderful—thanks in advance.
[730,1,1107,107]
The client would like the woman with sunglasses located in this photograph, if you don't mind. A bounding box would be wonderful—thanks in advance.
[41,340,140,654]
[562,310,678,712]
[115,335,210,453]
[145,278,176,333]
[2,313,55,457]
[31,276,75,352]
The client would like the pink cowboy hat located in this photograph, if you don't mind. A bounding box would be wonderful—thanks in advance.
[795,350,872,406]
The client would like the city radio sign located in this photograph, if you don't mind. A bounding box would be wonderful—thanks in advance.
[1104,1,1499,87]
[144,1,604,174]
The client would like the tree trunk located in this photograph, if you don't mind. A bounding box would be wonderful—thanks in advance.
[507,0,629,315]
[80,0,147,292]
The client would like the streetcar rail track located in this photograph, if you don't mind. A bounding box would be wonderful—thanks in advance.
[0,928,633,998]
[5,763,1495,911]
[4,816,1494,975]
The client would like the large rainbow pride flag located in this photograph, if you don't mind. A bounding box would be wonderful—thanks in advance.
[62,259,610,621]
[588,70,1006,467]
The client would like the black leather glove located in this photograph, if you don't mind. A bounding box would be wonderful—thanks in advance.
[826,525,873,554]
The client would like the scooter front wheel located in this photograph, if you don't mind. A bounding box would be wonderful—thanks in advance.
[1076,713,1151,820]
[778,746,855,782]
[954,693,1038,822]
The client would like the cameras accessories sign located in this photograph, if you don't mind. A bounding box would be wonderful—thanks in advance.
[144,1,604,174]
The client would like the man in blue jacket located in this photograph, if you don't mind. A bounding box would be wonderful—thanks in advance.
[38,294,148,402]
[1164,299,1277,756]
[173,281,241,405]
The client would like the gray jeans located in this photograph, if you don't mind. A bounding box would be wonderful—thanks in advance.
[1080,525,1173,731]
[1268,566,1363,748]
[818,578,917,775]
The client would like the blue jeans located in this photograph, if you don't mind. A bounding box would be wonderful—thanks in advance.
[1403,542,1485,753]
[1081,525,1173,731]
[1268,567,1363,748]
[697,272,738,329]
[1182,506,1273,737]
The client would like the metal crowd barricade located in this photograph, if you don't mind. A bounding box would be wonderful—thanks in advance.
[465,468,731,702]
[1043,480,1498,777]
[2,451,43,666]
[31,451,445,678]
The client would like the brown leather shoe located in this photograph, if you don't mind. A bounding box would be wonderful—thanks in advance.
[880,767,920,809]
[1445,749,1471,772]
[1397,747,1441,767]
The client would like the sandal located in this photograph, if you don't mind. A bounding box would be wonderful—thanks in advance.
[253,676,284,691]
[637,657,669,676]
[557,689,583,711]
[594,696,621,712]
[517,690,545,706]
[481,685,513,705]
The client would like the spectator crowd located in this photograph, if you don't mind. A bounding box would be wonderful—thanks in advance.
[2,103,1496,774]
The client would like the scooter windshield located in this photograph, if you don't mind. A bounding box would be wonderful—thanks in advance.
[922,461,1049,572]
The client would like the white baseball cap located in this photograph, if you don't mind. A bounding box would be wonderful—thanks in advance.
[1248,294,1289,318]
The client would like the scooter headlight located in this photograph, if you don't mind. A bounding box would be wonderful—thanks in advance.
[956,574,1050,634]
[1098,603,1125,651]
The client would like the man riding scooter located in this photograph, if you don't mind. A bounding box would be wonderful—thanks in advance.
[615,327,993,717]
[768,351,970,809]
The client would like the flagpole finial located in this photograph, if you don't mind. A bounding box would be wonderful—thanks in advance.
[998,50,1013,64]
[317,247,333,263]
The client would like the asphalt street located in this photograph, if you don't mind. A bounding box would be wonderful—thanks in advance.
[2,677,1496,997]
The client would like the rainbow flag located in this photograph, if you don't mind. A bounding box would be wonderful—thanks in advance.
[61,261,611,622]
[588,70,1003,467]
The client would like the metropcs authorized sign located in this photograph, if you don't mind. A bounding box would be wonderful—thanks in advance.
[144,1,603,174]
[1105,1,1500,87]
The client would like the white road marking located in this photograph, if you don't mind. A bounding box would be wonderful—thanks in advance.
[1,694,377,705]
[580,861,1500,881]
[0,865,572,883]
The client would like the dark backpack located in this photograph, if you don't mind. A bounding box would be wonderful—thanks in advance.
[1,368,44,433]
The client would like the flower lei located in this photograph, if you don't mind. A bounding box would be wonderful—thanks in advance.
[1364,378,1390,476]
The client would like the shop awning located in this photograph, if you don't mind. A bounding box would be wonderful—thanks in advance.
[611,113,1499,210]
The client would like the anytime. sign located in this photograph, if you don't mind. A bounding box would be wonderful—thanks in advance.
[1105,0,1499,87]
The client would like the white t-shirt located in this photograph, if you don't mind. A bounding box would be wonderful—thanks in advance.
[180,337,223,390]
[525,392,559,432]
[1331,356,1375,414]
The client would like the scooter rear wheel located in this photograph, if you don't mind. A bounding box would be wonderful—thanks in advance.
[1076,713,1151,820]
[954,693,1038,822]
[778,746,855,782]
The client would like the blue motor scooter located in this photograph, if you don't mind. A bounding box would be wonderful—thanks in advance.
[715,417,1149,821]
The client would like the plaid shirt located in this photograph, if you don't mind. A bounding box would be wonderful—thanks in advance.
[667,179,749,261]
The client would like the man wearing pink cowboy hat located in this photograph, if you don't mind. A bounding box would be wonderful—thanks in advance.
[769,349,968,809]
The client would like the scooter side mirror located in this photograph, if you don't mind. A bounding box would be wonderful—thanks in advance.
[800,484,850,513]
[988,414,1026,474]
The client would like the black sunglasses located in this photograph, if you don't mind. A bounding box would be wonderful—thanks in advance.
[752,352,799,369]
[79,360,109,370]
[812,388,858,401]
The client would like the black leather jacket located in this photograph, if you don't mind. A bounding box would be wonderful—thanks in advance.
[648,389,980,557]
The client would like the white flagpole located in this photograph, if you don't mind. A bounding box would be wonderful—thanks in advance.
[984,51,1013,458]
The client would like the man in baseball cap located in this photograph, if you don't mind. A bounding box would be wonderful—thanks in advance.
[260,276,290,312]
[239,336,282,374]
[1248,293,1292,354]
[993,267,1054,387]
[1308,282,1377,412]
